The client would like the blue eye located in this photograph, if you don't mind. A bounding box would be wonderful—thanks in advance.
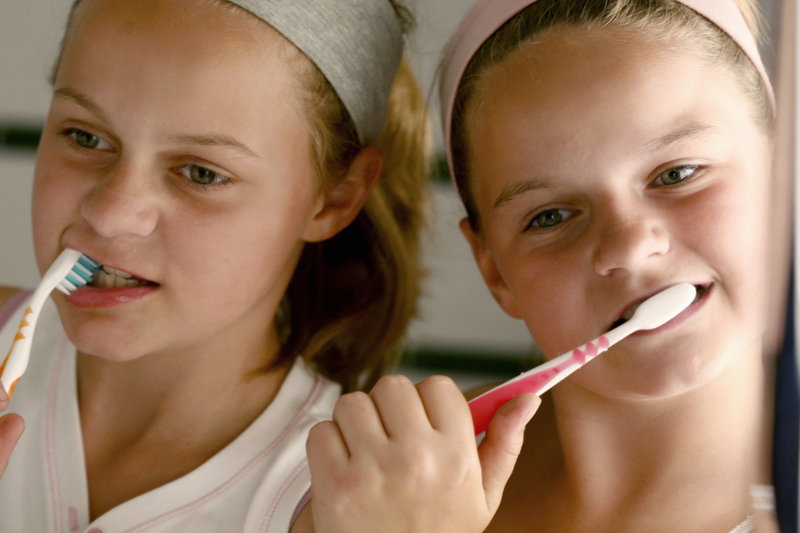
[655,165,699,186]
[62,128,112,151]
[527,208,576,230]
[176,164,229,187]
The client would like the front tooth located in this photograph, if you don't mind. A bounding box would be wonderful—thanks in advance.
[115,276,128,288]
[114,268,132,279]
[103,266,133,279]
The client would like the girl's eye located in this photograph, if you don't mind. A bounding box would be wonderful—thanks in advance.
[63,128,112,151]
[527,208,577,230]
[654,165,699,186]
[176,164,229,187]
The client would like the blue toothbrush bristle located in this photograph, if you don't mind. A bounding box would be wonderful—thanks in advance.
[78,255,100,270]
[57,254,100,294]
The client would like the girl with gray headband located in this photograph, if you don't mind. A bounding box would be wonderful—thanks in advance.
[0,1,430,531]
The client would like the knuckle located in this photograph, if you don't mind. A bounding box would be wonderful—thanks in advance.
[306,421,335,449]
[374,374,412,390]
[419,374,457,390]
[333,391,371,418]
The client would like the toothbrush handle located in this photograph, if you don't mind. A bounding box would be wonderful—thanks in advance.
[0,305,38,397]
[468,326,637,436]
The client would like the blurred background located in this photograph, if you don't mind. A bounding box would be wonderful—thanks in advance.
[0,0,784,390]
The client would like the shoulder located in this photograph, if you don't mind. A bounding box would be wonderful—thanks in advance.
[289,503,314,533]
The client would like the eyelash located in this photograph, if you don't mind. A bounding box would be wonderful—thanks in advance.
[174,164,232,191]
[651,164,703,187]
[59,127,232,191]
[524,207,578,233]
[60,127,113,152]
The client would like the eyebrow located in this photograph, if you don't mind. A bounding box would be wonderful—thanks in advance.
[637,123,719,158]
[163,133,259,159]
[494,175,557,210]
[53,87,259,159]
[54,87,111,124]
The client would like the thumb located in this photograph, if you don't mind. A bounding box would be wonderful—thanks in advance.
[477,393,540,514]
[0,413,24,478]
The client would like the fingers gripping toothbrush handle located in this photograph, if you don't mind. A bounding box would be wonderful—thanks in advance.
[468,334,616,436]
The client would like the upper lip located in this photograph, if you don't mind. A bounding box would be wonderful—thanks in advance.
[607,281,710,331]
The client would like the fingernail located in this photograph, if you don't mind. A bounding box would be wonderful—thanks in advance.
[0,383,8,402]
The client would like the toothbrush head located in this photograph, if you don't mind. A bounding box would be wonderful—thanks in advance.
[628,283,696,331]
[54,253,101,295]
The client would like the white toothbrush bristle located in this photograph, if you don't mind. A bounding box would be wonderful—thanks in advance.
[54,284,70,295]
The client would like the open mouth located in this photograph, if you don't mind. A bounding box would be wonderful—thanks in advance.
[90,265,155,289]
[608,283,709,331]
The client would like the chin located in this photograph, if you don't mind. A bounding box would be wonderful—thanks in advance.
[572,349,738,401]
[54,306,150,363]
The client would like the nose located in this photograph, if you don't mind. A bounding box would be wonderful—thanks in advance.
[592,205,670,276]
[80,160,158,238]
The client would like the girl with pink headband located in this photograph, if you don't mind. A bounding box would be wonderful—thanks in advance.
[306,1,782,532]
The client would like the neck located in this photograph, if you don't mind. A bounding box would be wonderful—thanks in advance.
[550,341,764,529]
[76,318,289,460]
[75,319,293,521]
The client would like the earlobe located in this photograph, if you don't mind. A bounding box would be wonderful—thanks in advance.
[459,218,522,320]
[302,145,384,243]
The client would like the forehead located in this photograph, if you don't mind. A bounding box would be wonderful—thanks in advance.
[55,0,312,143]
[464,27,757,204]
[61,0,304,98]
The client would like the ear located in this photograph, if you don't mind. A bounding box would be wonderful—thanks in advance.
[302,145,383,243]
[459,218,522,320]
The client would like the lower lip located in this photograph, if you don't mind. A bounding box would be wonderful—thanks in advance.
[66,285,159,308]
[629,284,712,337]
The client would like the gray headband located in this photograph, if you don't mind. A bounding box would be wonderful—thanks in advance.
[229,0,403,145]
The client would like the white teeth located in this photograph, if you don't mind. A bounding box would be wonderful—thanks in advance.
[102,265,133,279]
[91,265,148,288]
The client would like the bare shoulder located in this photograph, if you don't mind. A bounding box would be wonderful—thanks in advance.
[0,287,22,311]
[289,502,314,533]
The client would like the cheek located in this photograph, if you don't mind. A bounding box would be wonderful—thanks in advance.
[161,195,313,306]
[498,244,589,356]
[31,146,87,270]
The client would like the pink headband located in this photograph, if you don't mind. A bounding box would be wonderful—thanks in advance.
[440,0,776,174]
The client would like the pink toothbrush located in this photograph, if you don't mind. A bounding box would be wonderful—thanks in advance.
[468,283,697,435]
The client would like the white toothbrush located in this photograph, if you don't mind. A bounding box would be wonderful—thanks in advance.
[468,283,697,435]
[1,248,99,397]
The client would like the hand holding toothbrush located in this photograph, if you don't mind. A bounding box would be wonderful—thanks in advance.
[305,375,540,533]
[0,383,23,480]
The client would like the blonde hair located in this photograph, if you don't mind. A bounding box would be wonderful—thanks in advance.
[54,0,432,392]
[284,55,431,392]
[450,0,771,232]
